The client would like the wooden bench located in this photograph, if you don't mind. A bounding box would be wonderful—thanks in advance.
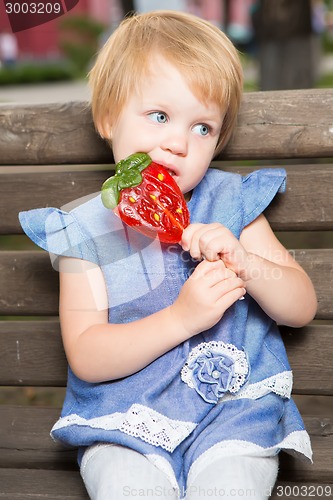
[0,89,332,499]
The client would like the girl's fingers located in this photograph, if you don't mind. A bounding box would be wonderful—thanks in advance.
[182,224,207,260]
[191,260,244,295]
[211,275,245,299]
[191,258,227,282]
[182,223,229,262]
[216,286,247,311]
[181,223,204,251]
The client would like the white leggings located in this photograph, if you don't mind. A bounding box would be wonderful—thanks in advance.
[81,444,279,500]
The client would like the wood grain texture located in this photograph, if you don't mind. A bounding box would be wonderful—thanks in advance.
[0,320,66,386]
[0,469,89,499]
[0,322,332,394]
[1,90,333,165]
[0,101,111,166]
[227,89,333,160]
[280,325,333,396]
[0,251,59,316]
[2,164,333,234]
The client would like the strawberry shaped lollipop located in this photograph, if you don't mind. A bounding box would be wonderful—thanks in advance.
[101,153,190,243]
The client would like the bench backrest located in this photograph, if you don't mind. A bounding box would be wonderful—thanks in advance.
[0,89,332,483]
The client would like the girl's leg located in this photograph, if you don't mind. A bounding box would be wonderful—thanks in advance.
[186,454,279,500]
[81,444,179,500]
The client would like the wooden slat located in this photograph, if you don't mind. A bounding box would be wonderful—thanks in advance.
[0,252,59,316]
[0,406,332,483]
[293,249,333,320]
[226,163,333,232]
[228,89,333,160]
[0,322,332,394]
[280,325,333,396]
[0,249,332,319]
[0,469,89,499]
[0,101,111,166]
[2,164,333,234]
[0,407,75,470]
[0,169,111,235]
[0,320,66,386]
[1,90,333,165]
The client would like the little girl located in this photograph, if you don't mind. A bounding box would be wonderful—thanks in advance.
[19,10,317,500]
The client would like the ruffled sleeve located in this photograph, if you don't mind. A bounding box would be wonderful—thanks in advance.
[19,207,99,267]
[242,168,286,227]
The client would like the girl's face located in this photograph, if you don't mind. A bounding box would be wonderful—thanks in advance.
[108,56,224,197]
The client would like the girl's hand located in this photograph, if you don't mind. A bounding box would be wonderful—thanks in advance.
[170,259,246,338]
[181,223,250,280]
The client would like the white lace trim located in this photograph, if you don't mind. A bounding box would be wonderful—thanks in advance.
[220,370,293,402]
[188,430,312,488]
[51,403,197,452]
[181,341,249,394]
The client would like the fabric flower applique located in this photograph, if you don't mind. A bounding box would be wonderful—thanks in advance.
[181,341,249,404]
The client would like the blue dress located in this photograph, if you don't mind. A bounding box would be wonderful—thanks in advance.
[19,167,312,495]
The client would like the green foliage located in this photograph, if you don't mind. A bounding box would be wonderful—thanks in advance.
[59,14,106,77]
[322,31,333,53]
[243,80,259,92]
[0,62,75,85]
[317,71,333,87]
[60,13,106,37]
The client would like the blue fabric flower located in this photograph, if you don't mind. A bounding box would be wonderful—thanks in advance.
[181,342,249,404]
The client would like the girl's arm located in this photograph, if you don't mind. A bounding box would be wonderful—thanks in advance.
[182,215,317,328]
[59,256,245,383]
[239,214,317,327]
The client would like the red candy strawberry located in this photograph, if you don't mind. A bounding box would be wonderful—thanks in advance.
[101,153,190,243]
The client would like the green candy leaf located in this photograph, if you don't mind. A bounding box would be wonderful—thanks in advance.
[118,169,142,190]
[101,153,152,209]
[124,152,152,172]
[101,177,120,209]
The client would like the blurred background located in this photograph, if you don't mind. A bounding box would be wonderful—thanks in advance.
[0,1,332,417]
[1,0,333,100]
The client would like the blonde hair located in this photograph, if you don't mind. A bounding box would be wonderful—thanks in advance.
[89,10,243,154]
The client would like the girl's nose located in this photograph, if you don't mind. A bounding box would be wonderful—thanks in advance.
[161,132,188,156]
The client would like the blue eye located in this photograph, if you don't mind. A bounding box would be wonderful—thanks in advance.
[193,124,210,136]
[149,112,168,124]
